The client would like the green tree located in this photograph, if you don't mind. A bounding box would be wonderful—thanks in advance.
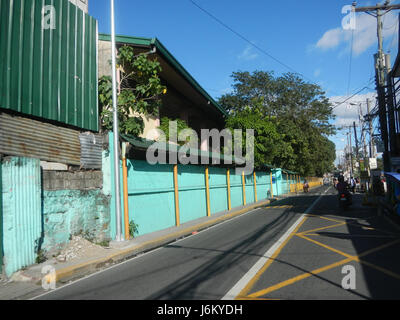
[225,106,291,168]
[220,71,336,176]
[98,45,166,136]
[158,116,193,145]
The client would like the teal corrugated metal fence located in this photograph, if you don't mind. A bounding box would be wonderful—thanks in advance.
[1,157,42,276]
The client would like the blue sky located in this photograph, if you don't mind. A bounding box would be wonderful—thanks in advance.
[89,0,400,164]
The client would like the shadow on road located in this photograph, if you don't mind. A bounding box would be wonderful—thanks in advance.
[144,193,321,300]
[305,191,400,299]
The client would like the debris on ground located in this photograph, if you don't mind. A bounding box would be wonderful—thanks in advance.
[55,236,110,263]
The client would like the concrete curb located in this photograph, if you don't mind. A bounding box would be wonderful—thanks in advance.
[52,199,274,283]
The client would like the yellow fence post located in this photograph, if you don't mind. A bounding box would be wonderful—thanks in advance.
[297,175,300,191]
[205,166,211,217]
[270,171,274,198]
[122,153,130,240]
[242,171,247,206]
[173,164,180,226]
[227,168,231,211]
[253,171,258,202]
[285,173,288,194]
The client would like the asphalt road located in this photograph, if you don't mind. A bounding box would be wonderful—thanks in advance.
[34,185,400,300]
[34,187,325,300]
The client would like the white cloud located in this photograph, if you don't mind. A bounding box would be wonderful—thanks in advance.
[315,11,398,56]
[330,92,377,127]
[238,45,259,61]
[316,28,343,50]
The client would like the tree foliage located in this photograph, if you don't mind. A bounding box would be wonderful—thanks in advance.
[221,71,336,177]
[98,45,166,136]
[158,116,193,145]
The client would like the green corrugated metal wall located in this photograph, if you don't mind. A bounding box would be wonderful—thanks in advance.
[0,158,3,274]
[0,0,98,132]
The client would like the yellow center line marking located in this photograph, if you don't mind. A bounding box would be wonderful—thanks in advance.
[247,257,354,299]
[297,222,347,236]
[306,233,398,239]
[237,297,281,301]
[235,215,309,299]
[301,215,399,237]
[247,239,400,299]
[307,214,348,224]
[297,234,354,259]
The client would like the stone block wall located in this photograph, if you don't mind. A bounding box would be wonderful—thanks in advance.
[42,171,103,191]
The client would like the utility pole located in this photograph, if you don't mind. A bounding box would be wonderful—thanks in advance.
[358,103,369,170]
[366,98,375,158]
[354,121,360,175]
[354,1,400,172]
[347,128,354,178]
[386,53,398,157]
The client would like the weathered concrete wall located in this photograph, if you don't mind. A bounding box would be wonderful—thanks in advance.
[42,189,110,254]
[0,153,112,275]
[98,40,112,78]
[41,169,110,255]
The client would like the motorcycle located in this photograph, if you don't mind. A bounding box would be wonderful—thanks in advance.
[338,190,352,209]
[303,184,310,193]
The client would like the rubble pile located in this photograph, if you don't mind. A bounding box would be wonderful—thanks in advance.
[56,236,108,263]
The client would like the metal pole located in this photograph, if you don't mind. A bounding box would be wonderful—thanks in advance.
[111,0,123,242]
[367,99,375,158]
[349,128,354,177]
[359,103,368,163]
[354,121,360,175]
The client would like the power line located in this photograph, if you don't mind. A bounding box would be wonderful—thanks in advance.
[388,18,399,52]
[331,80,375,110]
[188,0,333,92]
[189,0,377,103]
[347,29,355,96]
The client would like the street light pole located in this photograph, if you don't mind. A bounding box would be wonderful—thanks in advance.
[111,0,123,242]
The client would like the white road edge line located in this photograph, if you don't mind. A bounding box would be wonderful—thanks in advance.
[221,186,331,300]
[31,207,265,300]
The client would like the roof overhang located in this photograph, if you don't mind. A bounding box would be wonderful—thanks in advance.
[121,134,245,167]
[99,34,227,123]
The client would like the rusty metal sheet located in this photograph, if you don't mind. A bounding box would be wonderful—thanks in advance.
[0,112,81,165]
[79,132,103,169]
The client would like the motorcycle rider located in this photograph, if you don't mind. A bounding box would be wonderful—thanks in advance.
[337,175,352,205]
[303,179,310,193]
